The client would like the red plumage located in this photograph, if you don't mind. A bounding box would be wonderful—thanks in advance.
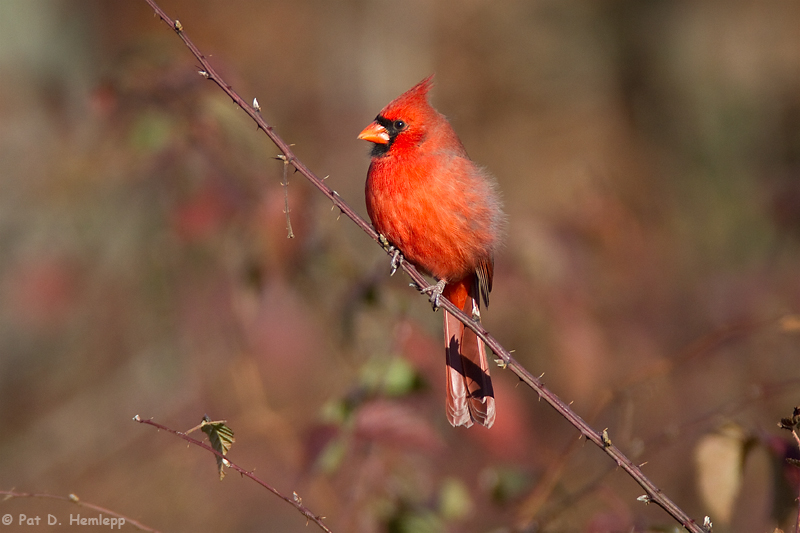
[358,76,504,428]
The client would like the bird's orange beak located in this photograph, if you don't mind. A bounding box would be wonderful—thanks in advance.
[358,122,390,144]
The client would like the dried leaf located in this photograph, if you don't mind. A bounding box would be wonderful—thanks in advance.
[200,415,235,480]
[694,423,747,525]
[778,406,800,430]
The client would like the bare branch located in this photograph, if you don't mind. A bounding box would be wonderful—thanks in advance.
[133,415,332,533]
[141,1,707,530]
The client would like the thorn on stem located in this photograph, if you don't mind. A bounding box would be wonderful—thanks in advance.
[278,156,295,239]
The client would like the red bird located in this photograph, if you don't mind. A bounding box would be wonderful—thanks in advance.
[358,76,504,428]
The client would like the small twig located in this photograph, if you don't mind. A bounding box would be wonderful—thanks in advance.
[276,155,295,238]
[133,415,332,533]
[141,2,705,530]
[0,490,159,532]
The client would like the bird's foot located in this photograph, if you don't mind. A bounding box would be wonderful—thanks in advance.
[420,279,447,311]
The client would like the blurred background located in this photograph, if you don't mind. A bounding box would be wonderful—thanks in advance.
[1,0,800,531]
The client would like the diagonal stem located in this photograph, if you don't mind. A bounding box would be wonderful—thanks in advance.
[141,2,706,530]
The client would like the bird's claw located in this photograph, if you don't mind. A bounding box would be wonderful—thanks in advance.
[420,279,447,311]
[389,248,402,276]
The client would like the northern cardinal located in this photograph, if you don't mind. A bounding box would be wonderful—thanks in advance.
[358,76,504,428]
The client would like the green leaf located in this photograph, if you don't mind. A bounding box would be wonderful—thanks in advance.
[315,436,347,475]
[438,478,471,521]
[386,508,442,533]
[200,415,235,480]
[129,111,173,152]
[382,357,420,396]
[359,356,422,397]
[483,467,531,504]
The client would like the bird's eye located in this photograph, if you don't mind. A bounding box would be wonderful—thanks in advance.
[393,120,407,131]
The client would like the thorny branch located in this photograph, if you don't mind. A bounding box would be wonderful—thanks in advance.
[133,416,332,533]
[142,1,708,530]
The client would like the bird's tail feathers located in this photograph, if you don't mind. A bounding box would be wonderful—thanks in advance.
[443,275,495,428]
